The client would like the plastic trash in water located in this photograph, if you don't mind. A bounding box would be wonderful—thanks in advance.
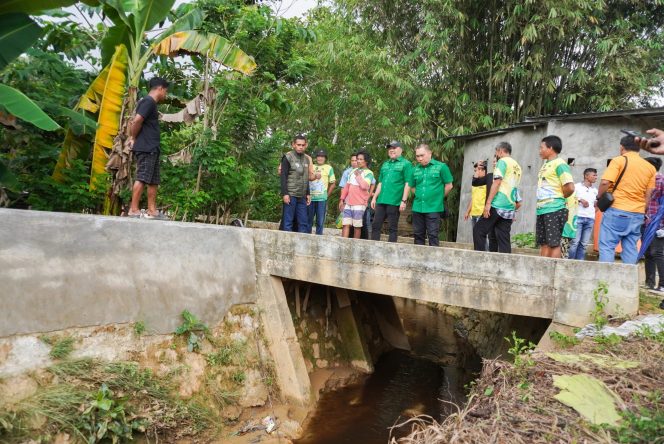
[262,416,276,434]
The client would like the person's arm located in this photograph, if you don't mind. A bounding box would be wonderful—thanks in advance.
[280,156,290,203]
[597,179,612,198]
[562,182,575,198]
[371,183,382,209]
[483,178,501,218]
[399,184,410,212]
[129,114,144,141]
[339,183,350,211]
[645,187,655,208]
[369,182,376,198]
[444,183,453,196]
[327,171,336,196]
[464,196,472,220]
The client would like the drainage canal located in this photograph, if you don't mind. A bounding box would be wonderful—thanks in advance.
[282,281,549,444]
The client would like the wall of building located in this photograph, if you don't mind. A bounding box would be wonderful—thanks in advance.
[456,115,664,244]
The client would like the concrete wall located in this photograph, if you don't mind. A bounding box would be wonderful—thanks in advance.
[0,209,257,336]
[456,116,664,243]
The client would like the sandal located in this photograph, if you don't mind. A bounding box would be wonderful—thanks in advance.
[127,211,142,218]
[142,211,168,220]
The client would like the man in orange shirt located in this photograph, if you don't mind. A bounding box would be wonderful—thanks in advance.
[597,135,656,264]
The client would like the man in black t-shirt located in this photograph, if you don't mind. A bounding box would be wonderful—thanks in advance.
[128,77,169,219]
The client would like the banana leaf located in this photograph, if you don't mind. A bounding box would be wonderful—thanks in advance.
[0,13,43,71]
[0,1,99,14]
[89,45,129,189]
[0,84,60,130]
[153,31,257,75]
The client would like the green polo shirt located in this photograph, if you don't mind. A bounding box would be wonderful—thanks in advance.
[409,158,453,213]
[376,156,413,206]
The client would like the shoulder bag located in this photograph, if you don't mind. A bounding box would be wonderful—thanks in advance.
[597,156,628,212]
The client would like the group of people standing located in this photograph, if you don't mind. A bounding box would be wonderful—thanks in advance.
[279,135,453,245]
[465,130,664,300]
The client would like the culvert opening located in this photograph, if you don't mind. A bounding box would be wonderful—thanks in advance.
[279,278,552,444]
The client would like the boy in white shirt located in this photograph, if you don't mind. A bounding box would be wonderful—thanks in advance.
[568,168,598,260]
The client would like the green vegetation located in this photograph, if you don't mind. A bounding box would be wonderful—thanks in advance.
[590,281,610,329]
[505,331,536,367]
[206,340,247,367]
[1,1,663,238]
[133,320,146,336]
[174,310,209,352]
[0,358,213,442]
[511,232,536,249]
[548,331,580,349]
[40,335,75,360]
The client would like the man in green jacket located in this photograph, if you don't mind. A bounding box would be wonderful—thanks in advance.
[408,144,454,246]
[371,141,413,242]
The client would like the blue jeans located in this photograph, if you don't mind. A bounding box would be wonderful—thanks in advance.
[598,207,644,264]
[568,217,594,260]
[308,200,327,235]
[282,197,309,233]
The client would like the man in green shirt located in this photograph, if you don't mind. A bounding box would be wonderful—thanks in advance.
[371,141,413,242]
[409,144,453,246]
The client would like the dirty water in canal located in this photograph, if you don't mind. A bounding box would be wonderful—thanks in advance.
[295,298,483,444]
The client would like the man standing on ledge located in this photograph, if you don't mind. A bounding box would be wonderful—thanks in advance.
[408,144,453,246]
[128,77,169,219]
[371,141,413,242]
[280,134,311,233]
[473,142,522,253]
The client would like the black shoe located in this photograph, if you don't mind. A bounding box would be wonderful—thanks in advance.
[659,299,664,310]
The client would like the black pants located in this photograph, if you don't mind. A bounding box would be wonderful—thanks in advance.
[473,207,512,253]
[645,237,664,288]
[371,204,400,242]
[412,212,441,246]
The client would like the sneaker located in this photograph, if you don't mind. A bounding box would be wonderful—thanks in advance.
[651,287,664,293]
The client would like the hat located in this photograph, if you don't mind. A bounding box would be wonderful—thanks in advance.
[386,141,402,148]
[315,149,327,158]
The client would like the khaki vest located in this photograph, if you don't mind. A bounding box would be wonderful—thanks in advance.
[285,151,310,198]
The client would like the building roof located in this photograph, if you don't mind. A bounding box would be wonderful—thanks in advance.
[455,107,664,141]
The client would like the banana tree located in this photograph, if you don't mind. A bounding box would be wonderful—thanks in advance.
[53,0,257,213]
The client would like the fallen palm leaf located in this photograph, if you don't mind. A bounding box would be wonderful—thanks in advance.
[553,374,623,426]
[546,353,639,371]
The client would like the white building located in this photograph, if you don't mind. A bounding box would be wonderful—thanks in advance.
[456,108,664,243]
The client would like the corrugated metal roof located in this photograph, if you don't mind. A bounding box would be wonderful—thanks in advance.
[454,107,664,141]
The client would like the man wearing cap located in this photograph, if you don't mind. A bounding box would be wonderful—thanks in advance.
[308,149,336,235]
[409,144,453,246]
[280,134,311,233]
[371,141,413,242]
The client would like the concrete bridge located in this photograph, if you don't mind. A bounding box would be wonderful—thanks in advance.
[0,209,639,406]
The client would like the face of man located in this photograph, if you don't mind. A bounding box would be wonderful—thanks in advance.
[585,171,598,184]
[350,156,357,168]
[494,148,504,160]
[356,154,367,168]
[415,148,432,166]
[292,139,307,154]
[539,141,553,159]
[155,86,168,102]
[316,156,326,165]
[387,146,402,159]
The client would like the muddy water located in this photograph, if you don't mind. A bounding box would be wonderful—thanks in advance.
[295,299,481,444]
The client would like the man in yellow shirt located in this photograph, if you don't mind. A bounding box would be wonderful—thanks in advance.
[597,135,656,264]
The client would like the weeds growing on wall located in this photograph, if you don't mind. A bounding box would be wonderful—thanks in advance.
[0,359,214,442]
[174,310,209,352]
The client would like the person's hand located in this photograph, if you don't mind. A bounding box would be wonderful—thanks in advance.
[483,203,491,218]
[399,201,406,212]
[579,199,589,208]
[127,137,134,149]
[371,199,376,210]
[306,195,311,205]
[282,195,290,204]
[277,164,282,175]
[637,128,664,154]
[464,209,470,221]
[315,171,322,180]
[338,200,345,212]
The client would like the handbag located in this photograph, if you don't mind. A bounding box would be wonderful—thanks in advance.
[597,156,628,212]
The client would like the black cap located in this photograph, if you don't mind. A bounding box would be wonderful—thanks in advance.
[315,149,327,158]
[386,141,402,148]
